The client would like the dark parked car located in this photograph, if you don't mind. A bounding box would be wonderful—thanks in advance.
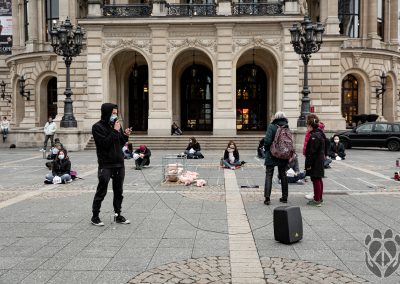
[334,122,400,151]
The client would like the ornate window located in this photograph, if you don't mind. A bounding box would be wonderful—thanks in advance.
[341,75,358,127]
[338,0,360,38]
[45,0,59,42]
[377,0,384,40]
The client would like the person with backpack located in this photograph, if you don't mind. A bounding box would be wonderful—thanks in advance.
[304,114,327,207]
[263,111,293,205]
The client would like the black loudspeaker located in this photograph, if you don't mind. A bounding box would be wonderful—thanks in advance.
[273,206,303,244]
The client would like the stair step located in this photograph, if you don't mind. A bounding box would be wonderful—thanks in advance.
[84,135,264,150]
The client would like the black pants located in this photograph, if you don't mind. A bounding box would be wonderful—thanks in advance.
[92,167,125,216]
[135,157,150,168]
[264,165,288,199]
[43,135,54,149]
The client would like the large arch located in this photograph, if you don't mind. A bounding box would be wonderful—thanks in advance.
[233,46,280,128]
[171,48,214,132]
[35,71,58,126]
[105,48,150,131]
[383,71,396,122]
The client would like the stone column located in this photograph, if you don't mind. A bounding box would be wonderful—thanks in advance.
[88,0,103,17]
[214,24,235,136]
[321,0,340,35]
[389,0,398,45]
[367,0,380,48]
[11,0,20,49]
[26,0,38,52]
[148,24,170,135]
[83,25,104,130]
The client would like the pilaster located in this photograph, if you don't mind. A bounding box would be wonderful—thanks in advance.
[214,23,235,136]
[148,24,170,135]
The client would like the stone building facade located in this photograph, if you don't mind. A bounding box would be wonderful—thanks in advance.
[0,0,399,150]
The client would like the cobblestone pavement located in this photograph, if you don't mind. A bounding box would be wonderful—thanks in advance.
[0,148,399,283]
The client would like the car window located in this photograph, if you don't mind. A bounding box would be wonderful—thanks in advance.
[393,124,400,132]
[357,124,373,133]
[373,124,388,132]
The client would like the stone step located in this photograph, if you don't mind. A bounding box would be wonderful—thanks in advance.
[84,135,265,150]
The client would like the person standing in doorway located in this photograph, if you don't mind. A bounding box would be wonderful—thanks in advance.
[91,103,132,226]
[1,116,10,143]
[41,116,57,152]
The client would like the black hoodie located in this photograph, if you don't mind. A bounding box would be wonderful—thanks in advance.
[92,103,128,168]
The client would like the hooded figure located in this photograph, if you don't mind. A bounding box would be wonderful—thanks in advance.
[92,103,127,168]
[91,103,131,226]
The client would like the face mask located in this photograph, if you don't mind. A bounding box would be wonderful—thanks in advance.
[58,155,65,160]
[334,139,339,143]
[110,114,118,122]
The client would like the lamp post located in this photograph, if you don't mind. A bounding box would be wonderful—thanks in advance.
[289,16,325,127]
[0,80,11,103]
[49,17,84,128]
[375,71,387,118]
[19,76,31,100]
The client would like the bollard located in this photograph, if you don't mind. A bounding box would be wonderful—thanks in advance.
[396,159,399,167]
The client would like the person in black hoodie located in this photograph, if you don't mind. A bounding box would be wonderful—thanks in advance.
[91,103,132,226]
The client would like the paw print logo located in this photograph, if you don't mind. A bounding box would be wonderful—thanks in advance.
[365,229,400,278]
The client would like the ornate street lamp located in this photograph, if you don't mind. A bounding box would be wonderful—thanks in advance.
[0,80,11,103]
[289,16,325,127]
[19,76,31,100]
[49,17,84,128]
[375,71,387,117]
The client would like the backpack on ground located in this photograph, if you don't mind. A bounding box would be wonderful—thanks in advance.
[270,125,294,160]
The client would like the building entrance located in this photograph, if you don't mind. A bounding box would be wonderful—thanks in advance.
[129,65,149,131]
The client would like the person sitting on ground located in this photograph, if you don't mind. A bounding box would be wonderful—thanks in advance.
[257,137,266,159]
[171,122,183,135]
[328,135,346,160]
[44,149,72,184]
[278,152,306,184]
[184,137,204,159]
[134,144,151,170]
[47,138,63,160]
[222,140,244,170]
[122,142,133,159]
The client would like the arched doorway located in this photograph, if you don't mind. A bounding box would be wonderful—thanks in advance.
[341,74,358,127]
[128,65,148,131]
[180,64,213,131]
[47,77,57,119]
[236,64,267,131]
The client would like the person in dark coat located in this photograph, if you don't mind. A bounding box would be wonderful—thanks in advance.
[134,144,152,170]
[91,103,132,226]
[328,135,346,160]
[184,137,204,159]
[44,149,71,184]
[257,137,266,158]
[222,140,242,169]
[263,111,290,205]
[305,114,326,207]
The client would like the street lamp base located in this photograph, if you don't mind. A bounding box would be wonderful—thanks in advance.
[297,117,306,128]
[60,119,77,128]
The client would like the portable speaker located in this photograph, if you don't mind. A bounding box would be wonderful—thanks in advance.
[273,206,303,244]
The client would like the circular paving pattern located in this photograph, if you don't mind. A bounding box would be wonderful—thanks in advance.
[128,256,231,284]
[260,257,368,283]
[128,256,369,284]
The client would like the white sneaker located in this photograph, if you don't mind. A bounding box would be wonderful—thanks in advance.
[39,149,45,152]
[304,193,313,200]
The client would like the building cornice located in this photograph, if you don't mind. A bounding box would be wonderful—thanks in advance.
[5,52,57,67]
